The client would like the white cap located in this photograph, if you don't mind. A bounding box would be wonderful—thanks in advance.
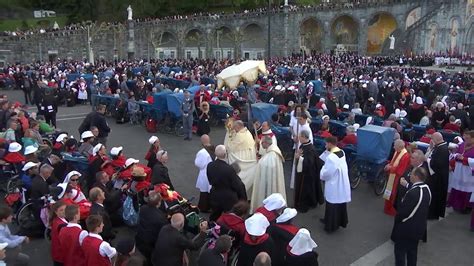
[400,110,407,118]
[110,146,123,156]
[416,97,423,105]
[0,243,8,250]
[149,136,159,145]
[125,158,139,168]
[276,208,298,223]
[24,145,38,155]
[353,123,360,130]
[245,213,270,237]
[262,193,287,211]
[81,131,94,140]
[322,115,329,120]
[376,103,382,109]
[288,228,318,256]
[56,133,68,143]
[22,162,39,171]
[93,143,103,156]
[8,142,22,153]
[343,104,349,109]
[368,97,374,101]
[275,85,283,91]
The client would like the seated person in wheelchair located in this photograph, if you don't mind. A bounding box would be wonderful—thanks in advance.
[60,171,87,203]
[30,164,53,200]
[217,200,250,241]
[2,142,26,174]
[20,162,39,192]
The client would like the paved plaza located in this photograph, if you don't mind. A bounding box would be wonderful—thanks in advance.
[2,90,472,266]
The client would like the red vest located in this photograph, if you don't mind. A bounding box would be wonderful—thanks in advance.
[51,217,67,262]
[82,236,111,266]
[255,206,277,223]
[58,225,86,266]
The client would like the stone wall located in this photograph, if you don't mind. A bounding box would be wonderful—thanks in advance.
[0,0,472,64]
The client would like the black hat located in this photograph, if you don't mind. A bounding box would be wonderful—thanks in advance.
[116,238,135,255]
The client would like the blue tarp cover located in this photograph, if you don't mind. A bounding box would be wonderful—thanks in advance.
[357,125,395,164]
[153,91,172,113]
[166,93,184,118]
[251,103,278,123]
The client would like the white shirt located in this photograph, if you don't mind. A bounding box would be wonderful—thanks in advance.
[66,223,88,245]
[194,148,213,192]
[292,122,313,149]
[320,150,351,203]
[87,233,117,259]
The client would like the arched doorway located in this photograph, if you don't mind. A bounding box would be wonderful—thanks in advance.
[300,18,323,55]
[367,13,398,54]
[331,15,359,52]
[213,26,234,60]
[154,31,177,59]
[464,22,474,55]
[184,29,205,59]
[242,23,265,59]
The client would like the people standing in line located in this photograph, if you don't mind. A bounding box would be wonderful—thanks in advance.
[319,136,351,233]
[391,167,431,266]
[181,90,195,141]
[58,204,88,266]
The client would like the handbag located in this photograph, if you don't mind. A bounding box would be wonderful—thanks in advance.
[122,195,138,226]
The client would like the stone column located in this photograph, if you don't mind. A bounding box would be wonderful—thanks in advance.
[358,18,368,55]
[283,5,290,57]
[206,29,212,59]
[127,20,135,60]
[322,21,331,53]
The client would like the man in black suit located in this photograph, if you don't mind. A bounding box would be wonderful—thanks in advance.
[89,187,115,241]
[92,171,122,222]
[206,145,247,221]
[151,213,208,266]
[89,104,110,145]
[427,132,449,220]
[391,167,432,266]
[395,150,429,210]
[30,164,53,200]
[198,235,232,266]
[136,190,168,266]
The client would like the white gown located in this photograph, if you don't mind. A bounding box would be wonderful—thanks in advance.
[320,149,351,204]
[250,144,287,212]
[194,148,213,193]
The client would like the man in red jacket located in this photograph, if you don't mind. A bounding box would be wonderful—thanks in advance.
[59,204,88,266]
[82,215,117,266]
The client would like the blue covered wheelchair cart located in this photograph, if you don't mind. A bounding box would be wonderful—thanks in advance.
[349,125,396,195]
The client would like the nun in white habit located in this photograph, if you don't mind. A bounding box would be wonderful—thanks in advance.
[285,228,319,265]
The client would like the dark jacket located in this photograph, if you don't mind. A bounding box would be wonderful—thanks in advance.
[428,142,449,219]
[391,183,431,243]
[237,234,275,266]
[30,175,49,200]
[90,111,110,138]
[90,202,115,241]
[284,251,319,266]
[267,224,299,266]
[198,249,226,266]
[151,161,174,190]
[92,181,122,214]
[151,224,206,266]
[135,204,168,258]
[78,112,94,134]
[206,159,247,212]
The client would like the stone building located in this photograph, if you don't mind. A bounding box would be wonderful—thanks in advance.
[0,0,472,64]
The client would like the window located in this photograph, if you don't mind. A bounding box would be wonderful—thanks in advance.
[170,51,175,59]
[186,51,191,59]
[159,51,164,59]
[244,52,250,59]
[215,51,221,60]
[257,52,262,59]
[227,51,232,59]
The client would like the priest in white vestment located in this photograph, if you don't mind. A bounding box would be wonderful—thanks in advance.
[257,121,278,157]
[251,136,286,212]
[225,120,258,196]
[194,134,214,212]
[319,136,351,233]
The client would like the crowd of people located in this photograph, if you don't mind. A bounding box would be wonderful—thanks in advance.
[0,51,472,266]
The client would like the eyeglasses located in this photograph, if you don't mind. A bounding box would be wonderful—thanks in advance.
[70,179,80,182]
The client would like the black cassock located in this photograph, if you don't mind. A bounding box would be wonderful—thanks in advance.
[294,142,324,212]
[428,142,449,219]
[284,251,319,266]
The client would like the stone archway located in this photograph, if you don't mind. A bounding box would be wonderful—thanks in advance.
[300,18,323,54]
[184,29,205,59]
[154,31,178,59]
[242,23,265,59]
[367,12,398,54]
[331,15,359,51]
[213,26,234,60]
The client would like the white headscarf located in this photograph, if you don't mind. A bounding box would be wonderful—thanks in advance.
[245,213,270,237]
[263,193,287,211]
[92,143,103,156]
[276,208,297,223]
[63,170,81,184]
[288,228,318,256]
